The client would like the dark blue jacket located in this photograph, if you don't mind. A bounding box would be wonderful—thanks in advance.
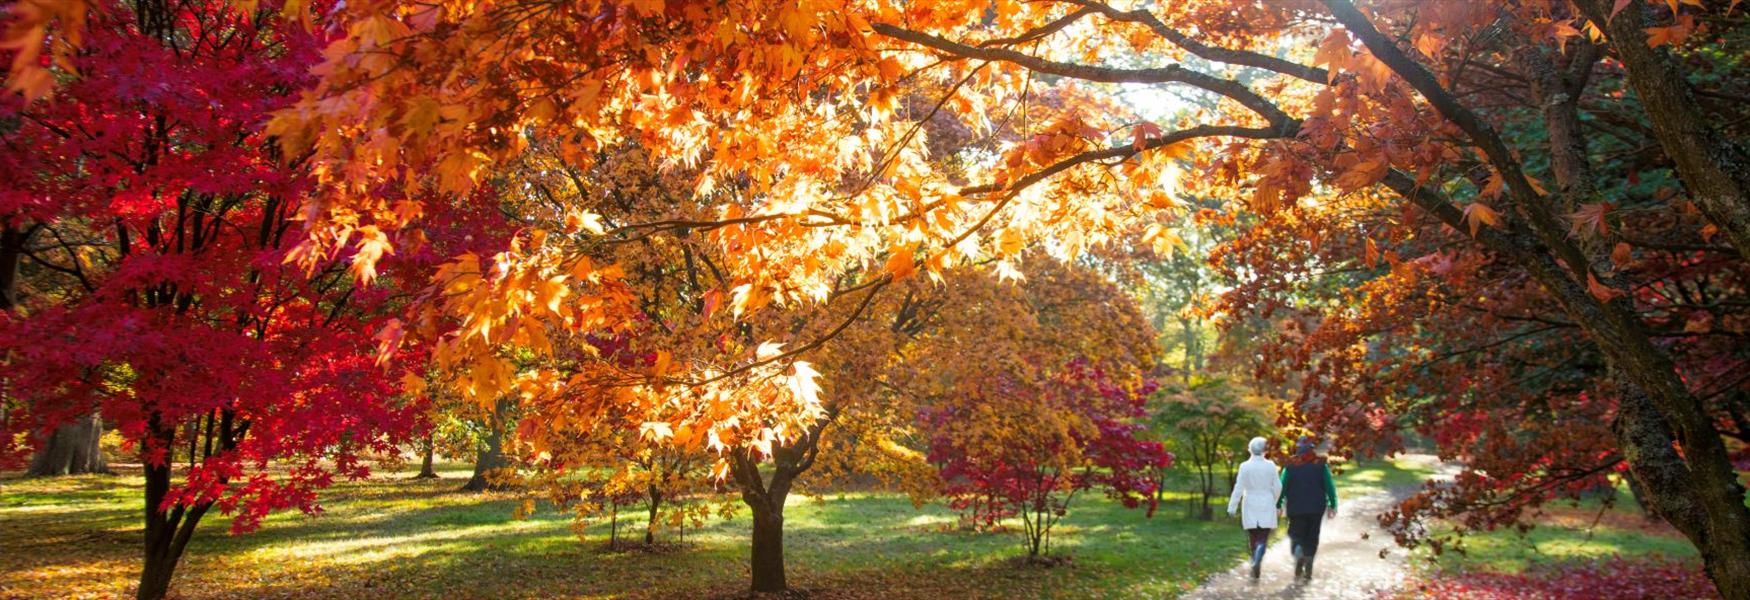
[1278,458,1338,516]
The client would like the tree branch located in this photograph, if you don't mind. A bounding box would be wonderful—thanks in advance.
[870,23,1295,126]
[1066,0,1329,84]
[1321,0,1591,280]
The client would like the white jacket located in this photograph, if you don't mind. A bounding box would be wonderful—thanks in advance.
[1227,455,1282,529]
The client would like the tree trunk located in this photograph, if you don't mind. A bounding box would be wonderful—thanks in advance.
[1154,466,1166,505]
[138,500,203,600]
[1612,379,1750,596]
[645,486,662,545]
[608,500,619,547]
[1024,502,1045,557]
[137,554,175,600]
[733,449,806,594]
[0,224,29,311]
[1197,447,1215,520]
[139,456,176,600]
[747,496,787,593]
[415,432,438,479]
[29,411,110,476]
[728,418,827,594]
[1389,170,1750,598]
[136,419,214,600]
[462,399,510,492]
[1198,473,1213,521]
[1180,318,1196,384]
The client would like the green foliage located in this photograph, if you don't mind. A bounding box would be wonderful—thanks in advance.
[1148,376,1271,520]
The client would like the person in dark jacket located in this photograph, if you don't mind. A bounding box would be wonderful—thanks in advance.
[1276,435,1337,581]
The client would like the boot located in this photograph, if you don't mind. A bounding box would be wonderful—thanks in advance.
[1250,543,1264,579]
[1292,556,1307,580]
[1301,555,1315,581]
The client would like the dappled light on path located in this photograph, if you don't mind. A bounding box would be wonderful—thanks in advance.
[1185,455,1451,600]
[1184,490,1407,599]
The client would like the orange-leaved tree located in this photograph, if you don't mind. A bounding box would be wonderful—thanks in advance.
[898,258,1168,558]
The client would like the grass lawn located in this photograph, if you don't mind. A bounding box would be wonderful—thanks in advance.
[0,458,1433,599]
[1331,454,1438,497]
[1393,479,1719,599]
[1410,481,1699,576]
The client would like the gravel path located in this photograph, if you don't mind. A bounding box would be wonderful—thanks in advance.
[1183,456,1451,600]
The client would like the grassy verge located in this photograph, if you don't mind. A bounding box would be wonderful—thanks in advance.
[1410,481,1697,575]
[1391,474,1718,598]
[1399,508,1712,598]
[1331,454,1438,497]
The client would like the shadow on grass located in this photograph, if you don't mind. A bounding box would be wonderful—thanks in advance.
[2,470,1238,599]
[215,529,1194,600]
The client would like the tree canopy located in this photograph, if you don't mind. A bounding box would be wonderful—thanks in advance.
[5,0,1750,597]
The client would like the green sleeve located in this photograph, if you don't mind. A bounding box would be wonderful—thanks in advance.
[1322,464,1338,509]
[1276,468,1288,509]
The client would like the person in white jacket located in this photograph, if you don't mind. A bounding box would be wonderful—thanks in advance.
[1227,436,1282,579]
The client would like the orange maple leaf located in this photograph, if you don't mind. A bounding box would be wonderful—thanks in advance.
[1462,203,1503,237]
[1644,16,1696,48]
[1313,30,1352,81]
[884,246,917,280]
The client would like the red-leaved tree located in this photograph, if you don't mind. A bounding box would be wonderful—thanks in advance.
[0,1,458,598]
[925,361,1170,558]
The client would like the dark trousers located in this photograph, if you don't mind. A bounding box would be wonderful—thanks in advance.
[1287,514,1324,557]
[1245,527,1270,552]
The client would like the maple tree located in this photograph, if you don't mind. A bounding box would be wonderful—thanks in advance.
[414,138,944,590]
[882,256,1166,558]
[926,361,1170,558]
[508,413,722,549]
[503,332,724,548]
[1150,376,1270,520]
[0,0,508,596]
[560,424,720,548]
